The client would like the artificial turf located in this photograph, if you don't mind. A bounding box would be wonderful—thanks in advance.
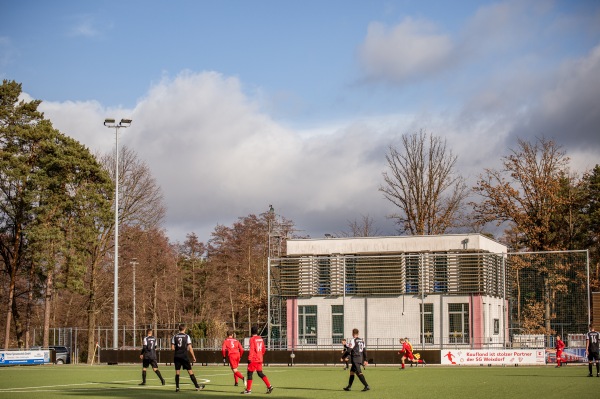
[0,363,598,398]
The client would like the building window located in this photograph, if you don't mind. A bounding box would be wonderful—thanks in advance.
[298,305,317,344]
[317,257,331,295]
[420,303,434,344]
[332,305,344,343]
[405,255,419,293]
[345,257,356,295]
[448,303,469,344]
[433,253,448,293]
[493,319,500,335]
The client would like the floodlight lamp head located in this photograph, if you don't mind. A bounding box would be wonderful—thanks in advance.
[119,118,132,126]
[104,118,116,126]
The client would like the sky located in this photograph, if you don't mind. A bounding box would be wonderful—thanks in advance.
[2,0,600,244]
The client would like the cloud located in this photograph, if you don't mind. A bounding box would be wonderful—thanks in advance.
[357,1,548,85]
[508,44,600,151]
[358,18,454,83]
[67,15,102,38]
[40,71,400,242]
[357,1,600,174]
[36,65,597,245]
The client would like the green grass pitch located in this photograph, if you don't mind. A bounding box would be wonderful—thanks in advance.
[0,363,598,398]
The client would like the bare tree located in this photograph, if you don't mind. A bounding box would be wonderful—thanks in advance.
[471,137,570,251]
[472,137,572,333]
[337,214,382,237]
[99,146,165,228]
[379,130,467,235]
[81,145,166,362]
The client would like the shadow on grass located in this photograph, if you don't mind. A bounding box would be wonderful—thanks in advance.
[282,385,350,392]
[499,373,596,378]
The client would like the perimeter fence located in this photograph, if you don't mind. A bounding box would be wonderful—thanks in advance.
[34,250,591,362]
[268,250,591,351]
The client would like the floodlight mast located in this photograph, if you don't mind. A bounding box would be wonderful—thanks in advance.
[104,118,132,349]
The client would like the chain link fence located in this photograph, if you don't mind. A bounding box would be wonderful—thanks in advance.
[268,250,589,351]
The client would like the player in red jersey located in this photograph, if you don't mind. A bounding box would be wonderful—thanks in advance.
[222,330,246,387]
[399,338,415,369]
[241,326,274,395]
[555,334,565,367]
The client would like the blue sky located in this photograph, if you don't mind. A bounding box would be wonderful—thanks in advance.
[2,0,600,243]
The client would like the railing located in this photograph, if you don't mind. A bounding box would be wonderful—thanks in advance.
[263,334,588,351]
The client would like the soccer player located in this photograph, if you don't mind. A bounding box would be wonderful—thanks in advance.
[139,328,165,386]
[171,323,204,392]
[222,330,246,387]
[399,338,415,369]
[555,334,565,368]
[585,324,600,377]
[241,325,274,395]
[405,337,417,367]
[341,328,370,392]
[342,338,350,370]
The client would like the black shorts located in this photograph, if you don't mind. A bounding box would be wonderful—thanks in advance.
[142,358,158,369]
[350,359,363,374]
[588,352,600,362]
[174,357,192,370]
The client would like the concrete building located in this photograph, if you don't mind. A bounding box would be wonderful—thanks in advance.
[269,233,508,350]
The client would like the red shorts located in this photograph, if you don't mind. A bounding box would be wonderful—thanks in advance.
[402,351,414,360]
[228,353,241,369]
[556,350,563,359]
[247,361,263,372]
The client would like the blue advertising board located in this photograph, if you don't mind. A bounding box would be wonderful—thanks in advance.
[0,350,50,365]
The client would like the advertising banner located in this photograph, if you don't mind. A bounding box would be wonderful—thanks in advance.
[441,349,545,365]
[0,350,50,366]
[546,348,587,364]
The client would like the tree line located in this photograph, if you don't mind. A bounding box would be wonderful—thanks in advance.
[1,80,598,360]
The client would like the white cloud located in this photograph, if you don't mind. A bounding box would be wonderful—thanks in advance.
[37,44,600,243]
[357,1,547,85]
[39,71,401,242]
[67,15,102,38]
[358,18,454,83]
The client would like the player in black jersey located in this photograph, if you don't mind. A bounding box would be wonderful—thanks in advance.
[341,338,350,370]
[585,324,600,377]
[139,328,165,386]
[341,328,370,392]
[171,324,204,392]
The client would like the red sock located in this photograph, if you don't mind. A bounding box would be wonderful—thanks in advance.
[262,376,271,387]
[234,374,238,383]
[402,364,405,369]
[235,371,244,380]
[246,380,253,391]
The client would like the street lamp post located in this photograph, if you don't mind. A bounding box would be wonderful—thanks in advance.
[130,259,138,348]
[104,118,132,349]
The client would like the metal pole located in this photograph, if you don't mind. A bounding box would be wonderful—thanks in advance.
[267,257,271,348]
[131,260,138,348]
[114,125,119,349]
[342,256,346,337]
[586,249,590,326]
[104,119,131,349]
[421,253,425,350]
[502,254,507,349]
